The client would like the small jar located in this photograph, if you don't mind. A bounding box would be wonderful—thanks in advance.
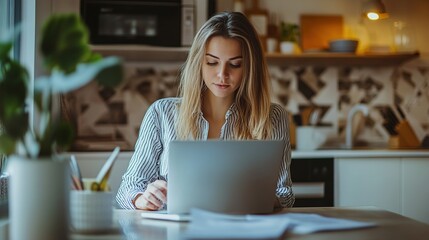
[393,21,415,52]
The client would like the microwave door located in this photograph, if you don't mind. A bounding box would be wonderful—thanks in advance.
[84,2,182,46]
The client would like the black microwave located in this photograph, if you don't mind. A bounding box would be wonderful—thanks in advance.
[80,0,215,47]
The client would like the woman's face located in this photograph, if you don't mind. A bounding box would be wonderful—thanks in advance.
[202,36,243,101]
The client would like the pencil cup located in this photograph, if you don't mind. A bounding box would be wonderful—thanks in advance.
[70,190,113,233]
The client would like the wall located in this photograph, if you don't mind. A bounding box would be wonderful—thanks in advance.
[63,62,429,151]
[219,0,429,57]
[57,0,429,151]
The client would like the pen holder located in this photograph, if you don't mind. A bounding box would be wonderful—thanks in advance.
[70,190,113,233]
[81,178,110,192]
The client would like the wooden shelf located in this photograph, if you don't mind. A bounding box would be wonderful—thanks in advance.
[92,45,420,66]
[265,51,420,66]
[91,45,189,62]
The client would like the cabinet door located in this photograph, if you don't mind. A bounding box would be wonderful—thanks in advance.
[335,158,402,214]
[401,157,429,224]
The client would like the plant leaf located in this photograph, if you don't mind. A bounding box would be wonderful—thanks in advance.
[40,14,91,73]
[0,59,29,140]
[0,42,12,61]
[95,63,123,88]
[34,57,122,94]
[53,121,74,151]
[0,133,16,155]
[38,120,74,156]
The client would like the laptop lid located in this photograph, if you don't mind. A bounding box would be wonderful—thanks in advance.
[167,140,284,215]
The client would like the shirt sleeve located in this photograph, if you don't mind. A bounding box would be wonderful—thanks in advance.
[271,104,295,208]
[115,103,163,209]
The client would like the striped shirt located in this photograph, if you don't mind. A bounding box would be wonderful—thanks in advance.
[116,97,295,209]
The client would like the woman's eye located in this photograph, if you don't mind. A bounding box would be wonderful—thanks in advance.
[206,62,217,66]
[230,63,241,68]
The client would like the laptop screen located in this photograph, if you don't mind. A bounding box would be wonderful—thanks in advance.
[167,140,284,214]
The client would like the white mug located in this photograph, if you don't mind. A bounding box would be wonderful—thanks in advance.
[296,126,328,150]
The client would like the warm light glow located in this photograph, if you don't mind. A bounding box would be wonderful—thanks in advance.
[367,12,380,20]
[362,0,389,21]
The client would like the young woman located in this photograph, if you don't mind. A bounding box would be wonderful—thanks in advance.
[116,11,294,210]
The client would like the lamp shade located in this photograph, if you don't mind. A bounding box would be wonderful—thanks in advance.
[362,0,389,20]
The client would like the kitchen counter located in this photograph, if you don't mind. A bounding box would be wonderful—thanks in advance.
[73,148,429,160]
[292,148,429,159]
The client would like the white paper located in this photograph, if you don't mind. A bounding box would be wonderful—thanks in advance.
[184,209,290,239]
[183,209,376,239]
[249,213,376,234]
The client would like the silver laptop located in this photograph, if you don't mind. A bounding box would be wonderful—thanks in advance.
[141,140,284,221]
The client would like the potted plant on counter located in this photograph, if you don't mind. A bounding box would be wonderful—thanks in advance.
[0,13,123,240]
[279,22,300,54]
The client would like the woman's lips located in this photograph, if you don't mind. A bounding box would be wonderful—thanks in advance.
[214,83,230,89]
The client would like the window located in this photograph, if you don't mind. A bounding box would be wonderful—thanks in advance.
[0,0,21,172]
[0,0,22,60]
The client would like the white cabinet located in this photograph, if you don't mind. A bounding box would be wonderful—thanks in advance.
[335,156,429,224]
[401,157,429,224]
[335,157,402,214]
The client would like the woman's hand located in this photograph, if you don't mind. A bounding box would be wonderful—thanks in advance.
[134,180,167,210]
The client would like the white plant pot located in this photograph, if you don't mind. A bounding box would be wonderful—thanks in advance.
[7,156,70,240]
[280,41,296,54]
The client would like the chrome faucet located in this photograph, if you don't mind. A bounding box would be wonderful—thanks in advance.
[345,104,369,148]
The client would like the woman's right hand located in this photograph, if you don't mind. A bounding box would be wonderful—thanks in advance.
[133,180,167,210]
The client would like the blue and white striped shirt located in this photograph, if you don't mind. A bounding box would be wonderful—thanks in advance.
[116,97,295,209]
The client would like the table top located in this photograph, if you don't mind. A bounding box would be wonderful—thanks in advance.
[68,206,429,240]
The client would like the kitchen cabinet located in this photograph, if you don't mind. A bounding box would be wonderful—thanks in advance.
[335,157,402,214]
[91,45,420,66]
[335,156,429,224]
[401,157,429,224]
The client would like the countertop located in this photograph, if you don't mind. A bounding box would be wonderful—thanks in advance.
[70,148,429,160]
[292,148,429,159]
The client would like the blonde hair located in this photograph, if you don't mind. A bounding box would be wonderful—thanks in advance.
[176,11,272,140]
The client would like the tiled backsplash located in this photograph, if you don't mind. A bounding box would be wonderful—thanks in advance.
[62,62,429,151]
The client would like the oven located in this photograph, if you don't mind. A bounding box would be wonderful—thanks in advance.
[80,0,215,47]
[291,158,334,207]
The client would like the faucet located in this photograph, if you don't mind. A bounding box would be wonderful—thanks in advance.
[345,104,369,148]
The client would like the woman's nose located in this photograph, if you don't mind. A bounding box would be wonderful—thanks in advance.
[217,64,229,81]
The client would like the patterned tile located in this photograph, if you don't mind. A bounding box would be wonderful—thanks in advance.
[63,62,429,150]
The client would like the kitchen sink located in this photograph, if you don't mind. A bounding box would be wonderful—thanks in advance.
[318,139,389,150]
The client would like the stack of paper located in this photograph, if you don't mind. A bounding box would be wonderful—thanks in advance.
[184,209,290,239]
[252,212,376,234]
[183,209,376,239]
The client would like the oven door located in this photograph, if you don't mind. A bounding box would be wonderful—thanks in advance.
[82,1,182,46]
[291,158,334,207]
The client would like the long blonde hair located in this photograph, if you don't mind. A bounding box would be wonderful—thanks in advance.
[176,11,272,140]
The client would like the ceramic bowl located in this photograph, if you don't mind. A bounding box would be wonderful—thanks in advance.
[329,39,359,53]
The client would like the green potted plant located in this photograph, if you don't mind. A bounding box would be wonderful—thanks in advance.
[0,13,122,240]
[279,22,300,54]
